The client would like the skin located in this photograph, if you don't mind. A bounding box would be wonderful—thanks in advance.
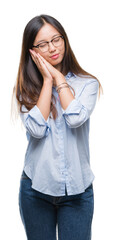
[29,23,75,121]
[29,23,66,86]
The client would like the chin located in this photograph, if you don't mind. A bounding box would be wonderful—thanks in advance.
[50,57,63,66]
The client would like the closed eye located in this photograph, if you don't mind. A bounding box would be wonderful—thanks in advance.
[39,42,48,48]
[53,37,60,42]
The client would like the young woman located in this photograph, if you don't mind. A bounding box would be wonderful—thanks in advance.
[13,14,102,240]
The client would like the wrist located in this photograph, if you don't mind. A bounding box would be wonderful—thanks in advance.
[55,74,66,86]
[56,82,68,91]
[43,78,53,86]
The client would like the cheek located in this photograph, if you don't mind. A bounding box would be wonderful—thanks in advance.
[60,44,65,57]
[37,51,49,60]
[35,50,50,62]
[33,49,46,58]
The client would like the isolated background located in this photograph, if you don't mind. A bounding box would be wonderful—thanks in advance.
[0,0,113,239]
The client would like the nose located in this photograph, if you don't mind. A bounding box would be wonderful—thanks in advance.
[48,42,56,52]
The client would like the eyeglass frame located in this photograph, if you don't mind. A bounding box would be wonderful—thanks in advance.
[32,35,64,52]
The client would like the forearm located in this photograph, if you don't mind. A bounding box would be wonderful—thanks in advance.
[36,80,53,121]
[55,75,75,110]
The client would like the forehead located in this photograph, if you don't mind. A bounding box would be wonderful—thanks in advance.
[35,23,60,42]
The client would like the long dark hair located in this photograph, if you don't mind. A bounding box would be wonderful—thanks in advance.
[13,14,102,120]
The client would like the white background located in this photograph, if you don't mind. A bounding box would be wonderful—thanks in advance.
[0,0,113,239]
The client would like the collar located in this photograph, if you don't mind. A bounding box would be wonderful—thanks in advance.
[65,71,76,80]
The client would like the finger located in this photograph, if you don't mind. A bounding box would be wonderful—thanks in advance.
[29,50,41,67]
[35,53,48,68]
[29,49,36,60]
[35,53,46,67]
[30,50,37,60]
[35,54,51,75]
[31,54,39,66]
[30,51,53,79]
[38,54,53,71]
[29,50,50,77]
[32,53,48,76]
[38,53,53,72]
[38,53,48,65]
[29,49,38,61]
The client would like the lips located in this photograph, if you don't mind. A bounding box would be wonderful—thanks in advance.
[50,54,59,59]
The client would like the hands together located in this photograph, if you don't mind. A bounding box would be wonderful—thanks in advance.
[29,49,62,86]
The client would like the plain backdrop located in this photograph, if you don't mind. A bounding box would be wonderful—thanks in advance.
[0,0,113,239]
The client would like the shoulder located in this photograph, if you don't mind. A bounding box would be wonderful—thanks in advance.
[66,72,99,86]
[66,72,99,96]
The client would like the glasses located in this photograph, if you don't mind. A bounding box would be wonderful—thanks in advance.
[32,35,64,53]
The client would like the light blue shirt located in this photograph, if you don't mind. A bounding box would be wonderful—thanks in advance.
[20,72,99,196]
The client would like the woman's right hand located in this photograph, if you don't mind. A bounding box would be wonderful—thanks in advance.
[29,49,53,84]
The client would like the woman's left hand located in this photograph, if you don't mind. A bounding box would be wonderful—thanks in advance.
[30,50,66,86]
[37,53,62,79]
[32,51,65,83]
[39,53,67,86]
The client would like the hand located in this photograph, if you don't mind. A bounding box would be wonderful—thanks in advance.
[29,49,53,83]
[37,54,63,80]
[36,54,66,86]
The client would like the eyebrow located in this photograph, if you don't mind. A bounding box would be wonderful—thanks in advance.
[36,34,60,44]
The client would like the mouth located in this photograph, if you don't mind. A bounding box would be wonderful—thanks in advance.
[50,54,59,59]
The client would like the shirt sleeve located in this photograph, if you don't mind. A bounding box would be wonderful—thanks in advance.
[20,105,51,139]
[61,78,99,128]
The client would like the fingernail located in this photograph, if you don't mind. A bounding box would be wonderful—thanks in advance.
[29,49,33,53]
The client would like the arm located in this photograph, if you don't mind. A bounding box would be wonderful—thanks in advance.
[20,98,51,140]
[55,74,75,110]
[61,79,99,128]
[34,53,75,110]
[20,51,53,139]
[53,74,99,128]
[36,80,53,121]
[28,52,98,129]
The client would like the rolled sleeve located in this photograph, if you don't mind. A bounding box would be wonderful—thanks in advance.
[20,105,51,139]
[61,79,99,128]
[61,98,82,115]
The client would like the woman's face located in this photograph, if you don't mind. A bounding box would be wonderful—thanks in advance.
[32,23,65,71]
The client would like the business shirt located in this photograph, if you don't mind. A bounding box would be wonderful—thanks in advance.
[20,72,99,196]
